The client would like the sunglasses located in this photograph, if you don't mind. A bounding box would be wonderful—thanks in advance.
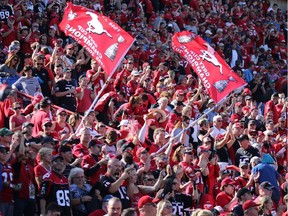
[14,107,21,110]
[59,113,67,116]
[241,166,248,169]
[44,124,52,128]
[68,48,73,50]
[127,62,133,64]
[217,120,223,122]
[172,182,178,185]
[99,125,106,128]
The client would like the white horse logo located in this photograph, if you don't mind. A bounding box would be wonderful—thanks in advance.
[199,43,223,75]
[86,12,112,38]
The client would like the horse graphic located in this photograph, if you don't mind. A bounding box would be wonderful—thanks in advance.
[86,12,112,38]
[199,43,223,75]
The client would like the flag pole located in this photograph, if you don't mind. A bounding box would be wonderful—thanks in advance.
[155,93,233,154]
[74,70,117,134]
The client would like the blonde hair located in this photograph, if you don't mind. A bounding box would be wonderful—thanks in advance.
[38,147,53,161]
[156,200,172,216]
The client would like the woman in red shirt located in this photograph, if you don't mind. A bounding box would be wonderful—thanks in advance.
[9,102,27,132]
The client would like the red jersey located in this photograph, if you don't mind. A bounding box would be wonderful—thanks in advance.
[81,154,106,186]
[0,163,14,203]
[76,87,93,114]
[30,109,50,137]
[86,69,106,94]
[72,143,89,158]
[34,164,51,189]
[53,122,72,135]
[216,191,233,209]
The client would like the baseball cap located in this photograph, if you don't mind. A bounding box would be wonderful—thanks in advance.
[22,122,34,130]
[183,147,193,154]
[41,136,56,145]
[63,67,72,73]
[0,128,13,136]
[245,95,252,100]
[88,139,103,148]
[40,97,52,107]
[52,154,64,162]
[198,145,211,155]
[248,120,256,125]
[239,162,249,168]
[176,101,185,106]
[120,142,134,152]
[0,144,9,152]
[221,177,236,188]
[208,99,215,105]
[205,29,212,35]
[66,44,74,49]
[242,200,260,211]
[259,181,274,190]
[42,118,52,125]
[103,195,114,203]
[237,134,249,142]
[59,144,72,153]
[56,108,67,115]
[136,147,149,158]
[235,102,242,107]
[175,89,184,95]
[138,195,156,209]
[236,187,251,199]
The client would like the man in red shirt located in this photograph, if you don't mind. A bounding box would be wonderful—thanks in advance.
[81,139,107,186]
[264,93,279,123]
[216,177,237,212]
[30,97,52,137]
[86,59,107,95]
[72,128,91,158]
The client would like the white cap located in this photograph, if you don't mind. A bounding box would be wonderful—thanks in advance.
[118,119,129,127]
[205,29,212,35]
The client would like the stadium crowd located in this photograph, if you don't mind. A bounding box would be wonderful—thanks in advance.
[0,0,287,215]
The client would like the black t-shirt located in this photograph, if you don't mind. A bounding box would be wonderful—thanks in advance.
[0,5,13,23]
[232,203,244,216]
[168,193,193,216]
[216,146,230,163]
[100,175,131,209]
[55,79,76,112]
[32,67,51,97]
[40,171,71,216]
[235,146,260,166]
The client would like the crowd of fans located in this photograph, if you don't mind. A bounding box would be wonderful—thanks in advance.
[0,0,287,215]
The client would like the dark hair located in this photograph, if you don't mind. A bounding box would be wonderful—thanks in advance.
[162,175,176,198]
[121,208,137,216]
[24,65,32,72]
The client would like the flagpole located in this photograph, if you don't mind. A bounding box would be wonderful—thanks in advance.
[74,70,117,134]
[155,93,233,154]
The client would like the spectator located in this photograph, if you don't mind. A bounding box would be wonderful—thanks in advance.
[232,187,252,216]
[106,197,122,216]
[242,200,260,216]
[156,200,173,216]
[40,155,71,216]
[138,195,157,216]
[54,67,77,112]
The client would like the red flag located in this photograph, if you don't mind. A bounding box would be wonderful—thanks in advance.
[172,31,246,103]
[59,3,134,76]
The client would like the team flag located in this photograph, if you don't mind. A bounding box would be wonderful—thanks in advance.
[172,31,246,103]
[59,2,135,76]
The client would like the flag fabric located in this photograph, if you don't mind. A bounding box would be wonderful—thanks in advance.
[172,31,246,103]
[59,2,134,76]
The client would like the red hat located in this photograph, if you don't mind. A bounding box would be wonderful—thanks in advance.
[56,108,67,115]
[235,102,242,107]
[136,147,149,158]
[233,122,242,128]
[242,200,260,211]
[138,195,156,209]
[42,118,52,125]
[175,89,185,95]
[135,88,144,96]
[243,88,252,95]
[221,177,236,188]
[66,44,74,49]
[242,106,250,114]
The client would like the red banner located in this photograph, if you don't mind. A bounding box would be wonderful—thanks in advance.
[172,31,246,103]
[59,3,134,76]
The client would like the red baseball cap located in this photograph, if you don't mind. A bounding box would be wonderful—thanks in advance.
[138,195,156,209]
[136,147,149,158]
[242,200,260,211]
[175,89,185,95]
[221,177,236,188]
[235,102,242,107]
[243,88,252,95]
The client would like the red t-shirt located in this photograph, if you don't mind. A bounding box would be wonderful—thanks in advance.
[30,110,50,137]
[216,191,233,209]
[72,143,89,158]
[76,88,93,114]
